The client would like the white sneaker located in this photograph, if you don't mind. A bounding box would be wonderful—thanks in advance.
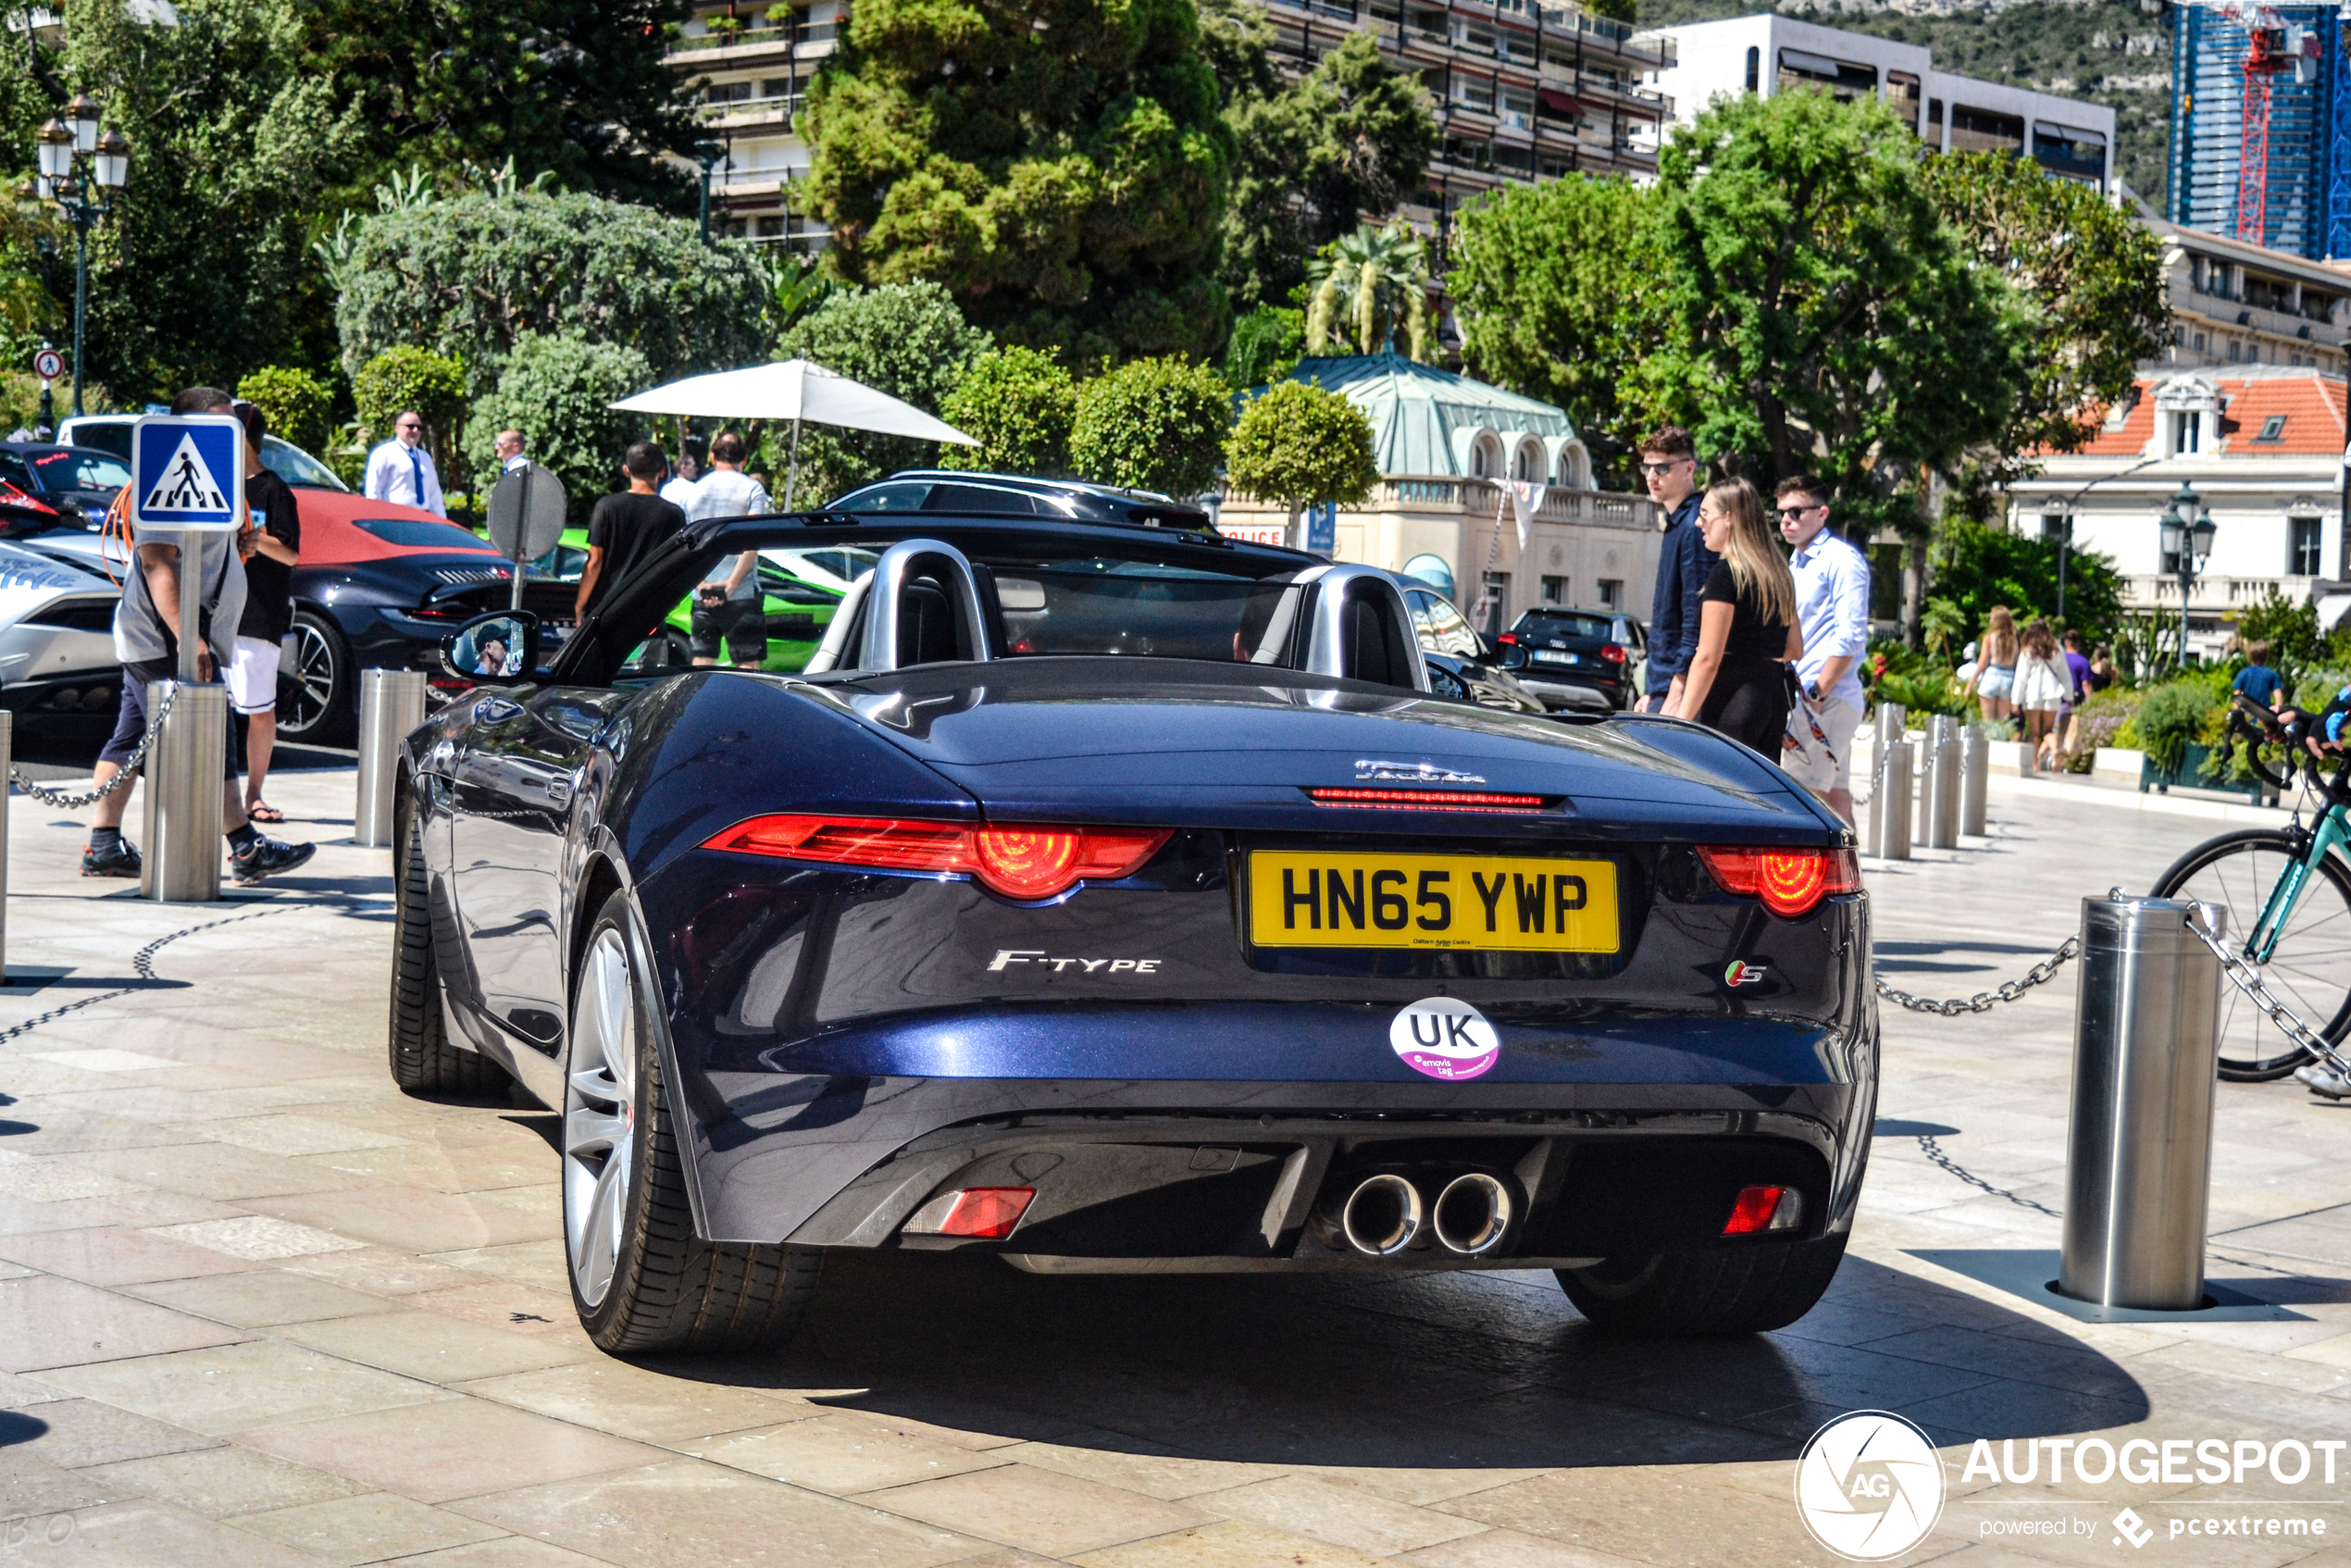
[2294,1064,2351,1100]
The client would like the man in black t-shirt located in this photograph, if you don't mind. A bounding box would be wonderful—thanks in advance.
[230,400,301,823]
[575,442,688,623]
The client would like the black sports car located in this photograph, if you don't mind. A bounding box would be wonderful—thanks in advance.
[394,512,1873,1354]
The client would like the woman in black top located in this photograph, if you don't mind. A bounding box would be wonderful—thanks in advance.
[1667,477,1801,756]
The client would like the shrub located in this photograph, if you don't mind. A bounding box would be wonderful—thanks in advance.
[236,367,335,457]
[2068,686,2140,771]
[777,282,990,497]
[1225,380,1377,542]
[2134,681,2216,775]
[939,347,1076,477]
[353,346,467,492]
[462,333,653,527]
[1069,357,1232,498]
[2236,585,2321,666]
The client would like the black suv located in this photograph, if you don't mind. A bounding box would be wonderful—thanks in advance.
[829,471,1211,530]
[1499,608,1646,712]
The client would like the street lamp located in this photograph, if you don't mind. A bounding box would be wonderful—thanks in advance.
[2160,480,2210,671]
[30,96,131,417]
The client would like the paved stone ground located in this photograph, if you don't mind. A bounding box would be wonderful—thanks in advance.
[0,768,2347,1567]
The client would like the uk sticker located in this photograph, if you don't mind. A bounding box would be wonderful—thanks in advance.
[1390,997,1500,1081]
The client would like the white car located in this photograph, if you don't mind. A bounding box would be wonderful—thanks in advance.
[0,540,126,735]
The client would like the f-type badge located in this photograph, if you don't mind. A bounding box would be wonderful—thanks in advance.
[1724,959,1769,988]
[1356,759,1486,785]
[1390,997,1500,1081]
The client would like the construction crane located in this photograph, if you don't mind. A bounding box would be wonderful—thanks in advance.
[2202,1,2326,245]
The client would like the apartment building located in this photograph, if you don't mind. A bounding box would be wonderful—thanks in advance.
[1645,15,2114,190]
[666,0,1675,251]
[2145,214,2348,376]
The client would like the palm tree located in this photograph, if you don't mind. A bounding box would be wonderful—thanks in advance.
[1305,223,1432,361]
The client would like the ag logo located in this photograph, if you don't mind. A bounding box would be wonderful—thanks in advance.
[1389,997,1499,1081]
[1724,959,1769,987]
[1792,1411,1944,1562]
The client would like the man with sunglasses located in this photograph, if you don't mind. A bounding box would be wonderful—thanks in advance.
[1777,474,1871,823]
[363,410,447,518]
[1638,427,1714,713]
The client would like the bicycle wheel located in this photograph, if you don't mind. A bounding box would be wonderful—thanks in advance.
[2151,829,2351,1081]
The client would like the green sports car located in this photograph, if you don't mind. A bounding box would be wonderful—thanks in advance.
[539,531,872,672]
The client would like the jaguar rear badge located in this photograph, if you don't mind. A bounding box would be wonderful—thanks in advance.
[1724,959,1769,988]
[1356,759,1486,785]
[1391,998,1500,1081]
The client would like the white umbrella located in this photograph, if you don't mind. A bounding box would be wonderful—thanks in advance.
[611,357,976,507]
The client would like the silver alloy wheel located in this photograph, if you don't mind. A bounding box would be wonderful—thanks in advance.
[282,618,337,734]
[564,928,639,1309]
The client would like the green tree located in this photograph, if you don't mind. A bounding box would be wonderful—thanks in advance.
[1304,223,1431,359]
[939,346,1077,475]
[1449,175,1661,456]
[802,0,1235,363]
[237,366,335,455]
[2236,586,2322,665]
[297,0,700,213]
[1932,516,2122,645]
[1223,304,1302,390]
[1216,29,1437,312]
[1069,356,1230,497]
[1225,380,1376,542]
[63,0,357,402]
[776,282,991,497]
[462,332,653,525]
[353,345,466,492]
[325,184,772,387]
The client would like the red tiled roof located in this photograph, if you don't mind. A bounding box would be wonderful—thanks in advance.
[2066,368,2348,457]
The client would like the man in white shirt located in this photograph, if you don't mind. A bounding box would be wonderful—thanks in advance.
[660,446,702,511]
[1778,474,1872,824]
[363,410,446,516]
[688,432,773,668]
[493,429,528,475]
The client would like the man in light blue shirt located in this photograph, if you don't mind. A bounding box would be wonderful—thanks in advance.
[363,410,446,516]
[1778,474,1871,823]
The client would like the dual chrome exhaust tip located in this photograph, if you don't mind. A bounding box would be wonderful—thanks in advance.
[1336,1171,1513,1257]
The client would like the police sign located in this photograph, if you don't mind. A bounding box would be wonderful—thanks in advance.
[131,415,244,531]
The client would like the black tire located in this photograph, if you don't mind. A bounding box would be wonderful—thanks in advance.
[564,890,821,1355]
[279,608,350,741]
[1557,1233,1847,1337]
[2150,828,2350,1081]
[389,798,508,1096]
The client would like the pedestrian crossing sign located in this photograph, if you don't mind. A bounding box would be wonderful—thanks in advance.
[131,414,245,531]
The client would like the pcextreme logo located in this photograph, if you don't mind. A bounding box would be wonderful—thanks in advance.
[1793,1411,1946,1562]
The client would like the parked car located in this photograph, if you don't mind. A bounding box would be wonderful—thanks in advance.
[0,442,135,529]
[56,416,348,495]
[1500,608,1646,713]
[396,515,1870,1353]
[12,488,566,740]
[829,470,1212,530]
[0,540,131,740]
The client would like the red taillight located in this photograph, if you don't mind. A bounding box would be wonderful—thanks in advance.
[0,481,57,517]
[1723,1184,1800,1235]
[703,815,1168,901]
[1600,643,1626,664]
[1306,788,1550,813]
[904,1187,1035,1239]
[1497,633,1516,645]
[1695,846,1860,917]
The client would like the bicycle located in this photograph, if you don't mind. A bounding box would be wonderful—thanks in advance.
[2149,691,2351,1081]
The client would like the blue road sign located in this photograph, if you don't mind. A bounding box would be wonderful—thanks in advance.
[131,415,245,532]
[1307,501,1337,555]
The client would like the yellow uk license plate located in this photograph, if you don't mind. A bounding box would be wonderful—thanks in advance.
[1246,852,1620,952]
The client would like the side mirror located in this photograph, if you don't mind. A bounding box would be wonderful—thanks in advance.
[444,611,538,682]
[1496,642,1527,670]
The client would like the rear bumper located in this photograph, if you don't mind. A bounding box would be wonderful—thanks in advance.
[1512,672,1623,711]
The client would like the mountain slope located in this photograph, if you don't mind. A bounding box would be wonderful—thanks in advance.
[1637,0,2174,204]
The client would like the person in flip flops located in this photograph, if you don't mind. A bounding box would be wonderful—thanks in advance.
[230,398,299,826]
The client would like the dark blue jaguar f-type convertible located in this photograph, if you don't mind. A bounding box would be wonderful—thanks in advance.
[394,510,1874,1354]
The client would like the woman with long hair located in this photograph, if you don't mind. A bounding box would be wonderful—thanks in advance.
[1667,478,1802,754]
[1964,605,2019,723]
[2013,617,2073,770]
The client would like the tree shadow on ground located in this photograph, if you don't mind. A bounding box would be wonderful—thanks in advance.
[646,1248,2151,1470]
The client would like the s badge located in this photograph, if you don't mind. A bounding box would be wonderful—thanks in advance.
[1390,997,1500,1081]
[1723,959,1769,988]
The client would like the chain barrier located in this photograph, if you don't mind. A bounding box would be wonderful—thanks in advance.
[1873,937,2080,1015]
[2180,904,2351,1080]
[6,683,177,810]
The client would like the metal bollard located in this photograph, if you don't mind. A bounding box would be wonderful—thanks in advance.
[2059,895,2224,1311]
[1922,714,1959,849]
[143,681,226,903]
[1959,726,1988,837]
[0,709,11,979]
[1875,702,1906,747]
[1866,740,1912,859]
[354,669,429,850]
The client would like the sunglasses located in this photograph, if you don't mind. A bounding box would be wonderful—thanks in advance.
[1775,504,1824,519]
[1638,459,1690,476]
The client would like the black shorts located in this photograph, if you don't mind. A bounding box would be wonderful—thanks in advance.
[101,657,237,778]
[690,595,767,665]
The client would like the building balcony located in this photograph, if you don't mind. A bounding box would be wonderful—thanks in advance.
[702,94,803,131]
[665,26,835,67]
